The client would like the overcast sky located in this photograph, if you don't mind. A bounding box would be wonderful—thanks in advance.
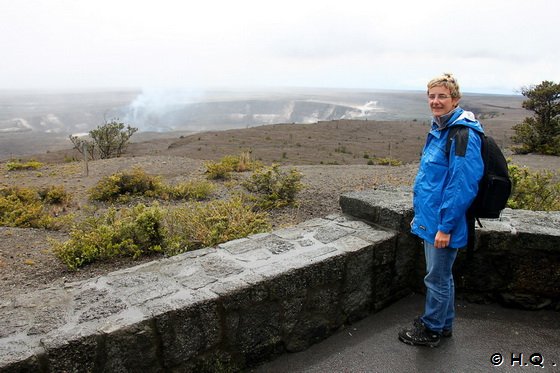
[1,0,558,94]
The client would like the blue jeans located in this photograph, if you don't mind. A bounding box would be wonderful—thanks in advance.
[420,240,458,333]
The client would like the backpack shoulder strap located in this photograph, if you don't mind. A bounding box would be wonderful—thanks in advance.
[445,125,471,157]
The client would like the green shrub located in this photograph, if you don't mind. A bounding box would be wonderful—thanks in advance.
[0,186,68,229]
[53,196,271,269]
[243,165,304,209]
[164,180,216,200]
[369,157,403,166]
[0,186,37,203]
[38,185,72,205]
[205,157,235,180]
[164,196,271,255]
[205,151,261,180]
[51,204,166,270]
[89,167,163,202]
[6,160,44,171]
[508,164,560,211]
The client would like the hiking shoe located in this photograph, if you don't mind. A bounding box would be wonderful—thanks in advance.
[413,317,453,338]
[399,320,440,347]
[441,328,453,338]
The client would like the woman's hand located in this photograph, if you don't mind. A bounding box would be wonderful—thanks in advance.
[434,231,451,248]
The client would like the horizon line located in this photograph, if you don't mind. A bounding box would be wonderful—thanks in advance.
[0,85,522,97]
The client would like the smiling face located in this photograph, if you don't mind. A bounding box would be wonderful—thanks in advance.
[428,85,460,117]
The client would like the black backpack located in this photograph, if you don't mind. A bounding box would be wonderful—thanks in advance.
[446,126,512,225]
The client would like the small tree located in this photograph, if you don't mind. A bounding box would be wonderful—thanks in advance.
[90,119,138,159]
[512,80,560,155]
[69,119,138,160]
[69,135,95,160]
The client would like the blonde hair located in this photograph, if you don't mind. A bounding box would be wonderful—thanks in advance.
[427,73,461,99]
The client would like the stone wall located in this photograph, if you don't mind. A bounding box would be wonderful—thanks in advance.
[340,189,560,310]
[0,214,409,372]
[1,189,559,372]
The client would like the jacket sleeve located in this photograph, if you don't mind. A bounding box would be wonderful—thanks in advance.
[437,128,483,234]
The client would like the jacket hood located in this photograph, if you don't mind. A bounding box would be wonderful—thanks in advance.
[447,107,484,134]
[432,106,484,134]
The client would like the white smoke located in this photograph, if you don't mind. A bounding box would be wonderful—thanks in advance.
[281,101,295,121]
[253,113,286,124]
[123,88,204,132]
[121,90,390,132]
[342,100,385,119]
[301,111,320,124]
[0,118,32,132]
[357,100,382,115]
[40,114,65,133]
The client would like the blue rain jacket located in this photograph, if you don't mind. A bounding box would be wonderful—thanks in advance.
[411,107,484,248]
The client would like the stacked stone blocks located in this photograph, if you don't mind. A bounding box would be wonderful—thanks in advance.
[0,214,404,372]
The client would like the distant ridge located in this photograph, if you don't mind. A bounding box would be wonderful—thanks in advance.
[0,89,526,159]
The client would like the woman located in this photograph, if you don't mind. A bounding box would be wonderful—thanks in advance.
[398,73,484,347]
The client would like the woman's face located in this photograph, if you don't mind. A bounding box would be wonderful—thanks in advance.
[428,85,460,117]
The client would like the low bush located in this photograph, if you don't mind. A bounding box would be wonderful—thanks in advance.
[52,196,271,269]
[38,185,72,205]
[89,168,217,203]
[205,151,261,180]
[51,204,166,270]
[204,157,235,179]
[88,167,164,202]
[164,196,270,255]
[368,157,403,166]
[508,164,560,211]
[6,159,44,171]
[0,186,70,229]
[243,164,304,209]
[164,180,216,200]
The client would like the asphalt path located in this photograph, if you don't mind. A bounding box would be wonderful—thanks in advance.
[251,293,560,373]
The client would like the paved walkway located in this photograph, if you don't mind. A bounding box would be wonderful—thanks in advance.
[251,294,560,373]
